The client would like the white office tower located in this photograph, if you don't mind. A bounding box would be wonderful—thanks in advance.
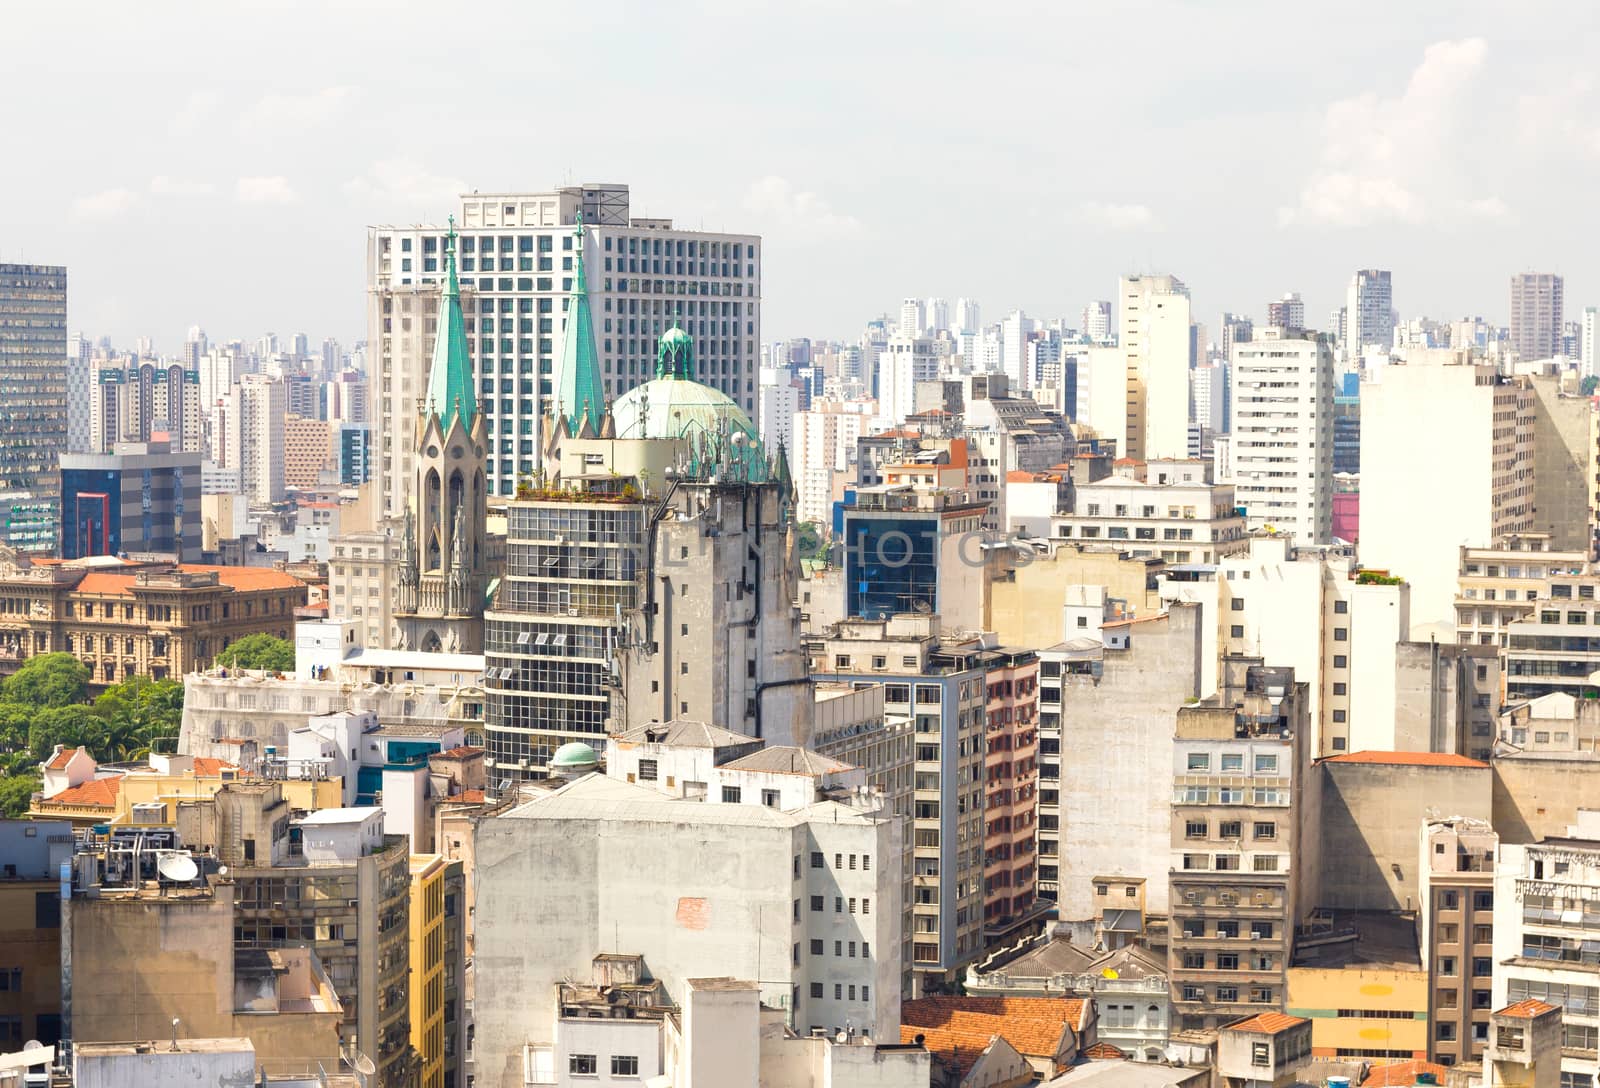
[1363,361,1533,640]
[1000,309,1034,392]
[1266,292,1305,330]
[954,297,981,336]
[757,367,800,453]
[924,297,949,334]
[225,373,286,506]
[1584,307,1598,377]
[876,335,945,427]
[898,297,924,337]
[1190,361,1229,433]
[1081,300,1112,343]
[1120,274,1192,460]
[1229,329,1332,544]
[1509,272,1565,362]
[1344,269,1394,353]
[793,406,867,529]
[366,184,761,517]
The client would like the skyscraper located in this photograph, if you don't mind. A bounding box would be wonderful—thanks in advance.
[1080,300,1112,342]
[1217,313,1253,362]
[1583,307,1597,378]
[225,374,286,506]
[365,183,761,518]
[1120,274,1191,460]
[1509,272,1564,362]
[898,297,924,337]
[0,265,68,553]
[924,296,950,334]
[1266,292,1305,331]
[954,297,981,337]
[1230,329,1333,544]
[1344,269,1393,353]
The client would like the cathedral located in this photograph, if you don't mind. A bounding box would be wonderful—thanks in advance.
[395,218,490,654]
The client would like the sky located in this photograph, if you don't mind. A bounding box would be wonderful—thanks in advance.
[5,0,1600,352]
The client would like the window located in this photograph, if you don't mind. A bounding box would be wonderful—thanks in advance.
[1440,956,1456,976]
[1334,599,1348,614]
[810,939,823,955]
[1474,891,1493,910]
[1231,625,1245,638]
[611,1056,639,1076]
[1221,753,1243,771]
[811,852,824,868]
[1254,754,1277,773]
[810,895,823,912]
[1251,1042,1270,1067]
[1254,822,1276,840]
[1334,655,1347,668]
[1334,627,1348,641]
[1187,753,1210,771]
[722,786,742,803]
[1219,821,1242,838]
[1186,820,1207,839]
[762,789,780,807]
[1231,598,1245,611]
[810,982,823,998]
[1217,953,1239,970]
[569,1054,597,1075]
[638,759,658,782]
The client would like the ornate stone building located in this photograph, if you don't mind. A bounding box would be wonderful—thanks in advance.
[0,550,305,687]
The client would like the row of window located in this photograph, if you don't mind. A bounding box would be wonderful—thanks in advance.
[568,1054,638,1076]
[807,982,869,1001]
[1186,819,1277,840]
[1184,753,1279,774]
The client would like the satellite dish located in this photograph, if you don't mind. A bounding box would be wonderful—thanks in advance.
[351,1053,377,1076]
[217,866,228,877]
[22,1041,42,1053]
[157,853,199,883]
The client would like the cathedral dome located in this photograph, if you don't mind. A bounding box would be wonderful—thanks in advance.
[608,325,757,441]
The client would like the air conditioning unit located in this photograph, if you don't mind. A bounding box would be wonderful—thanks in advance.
[1219,893,1239,906]
[1184,891,1200,904]
[1249,931,1262,940]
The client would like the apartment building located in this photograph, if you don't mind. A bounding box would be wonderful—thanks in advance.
[1051,457,1247,564]
[1364,361,1534,639]
[1504,572,1600,702]
[1229,329,1334,546]
[0,264,68,553]
[1456,534,1588,649]
[328,524,407,650]
[0,820,69,1049]
[1511,273,1565,363]
[979,647,1041,942]
[805,614,990,989]
[1168,662,1311,1031]
[1421,817,1499,1065]
[1493,810,1600,1088]
[366,184,760,515]
[1120,274,1193,461]
[1034,639,1102,904]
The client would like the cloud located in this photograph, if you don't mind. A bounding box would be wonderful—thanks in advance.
[150,175,216,197]
[170,89,221,133]
[343,159,468,210]
[1516,76,1600,161]
[1279,38,1504,227]
[72,187,140,220]
[743,176,861,236]
[242,86,353,128]
[1072,201,1157,231]
[236,176,297,204]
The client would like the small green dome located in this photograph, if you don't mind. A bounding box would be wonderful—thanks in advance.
[551,741,599,769]
[660,326,693,351]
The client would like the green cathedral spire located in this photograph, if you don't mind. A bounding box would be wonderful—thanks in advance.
[424,215,477,432]
[555,211,604,436]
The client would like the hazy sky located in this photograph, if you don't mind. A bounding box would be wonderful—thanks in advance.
[5,0,1599,352]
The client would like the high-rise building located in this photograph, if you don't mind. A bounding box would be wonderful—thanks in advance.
[955,297,981,337]
[1344,270,1394,353]
[925,296,950,334]
[875,335,946,426]
[1583,307,1597,377]
[1218,313,1253,362]
[88,361,201,454]
[1081,301,1112,343]
[758,366,800,452]
[1420,817,1498,1067]
[1120,274,1192,460]
[1000,309,1033,392]
[0,264,68,553]
[1364,361,1533,638]
[59,442,202,561]
[1230,329,1333,544]
[66,333,92,453]
[899,296,925,337]
[366,184,761,516]
[225,374,286,506]
[1190,362,1230,434]
[1510,272,1565,362]
[1266,292,1305,331]
[337,423,371,486]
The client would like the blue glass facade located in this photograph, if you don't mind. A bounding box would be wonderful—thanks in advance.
[60,468,120,558]
[844,512,939,619]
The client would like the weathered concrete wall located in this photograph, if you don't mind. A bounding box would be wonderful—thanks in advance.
[1315,761,1492,911]
[1055,604,1203,920]
[1491,755,1600,844]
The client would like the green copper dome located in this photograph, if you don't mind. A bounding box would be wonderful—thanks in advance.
[550,741,599,770]
[610,326,756,441]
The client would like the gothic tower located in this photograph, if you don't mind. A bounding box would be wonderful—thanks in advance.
[396,216,489,653]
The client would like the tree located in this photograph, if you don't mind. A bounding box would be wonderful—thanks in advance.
[0,772,39,818]
[27,704,104,760]
[1584,375,1599,397]
[216,633,295,672]
[3,653,90,708]
[94,675,185,758]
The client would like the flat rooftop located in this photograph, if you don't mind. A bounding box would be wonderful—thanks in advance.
[1292,910,1422,971]
[296,807,382,826]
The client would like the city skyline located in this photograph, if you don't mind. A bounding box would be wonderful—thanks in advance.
[4,2,1598,347]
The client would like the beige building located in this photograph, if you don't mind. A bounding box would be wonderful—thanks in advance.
[284,415,333,491]
[986,545,1166,649]
[1420,816,1498,1066]
[1527,373,1594,553]
[328,521,407,649]
[1051,458,1247,564]
[1363,362,1534,639]
[1120,274,1193,461]
[1456,534,1588,650]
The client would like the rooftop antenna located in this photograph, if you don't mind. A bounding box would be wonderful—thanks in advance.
[169,1017,181,1052]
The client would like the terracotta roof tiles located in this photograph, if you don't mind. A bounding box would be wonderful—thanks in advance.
[47,747,79,770]
[1497,999,1558,1018]
[1225,1012,1308,1035]
[1085,1042,1128,1060]
[1362,1060,1450,1087]
[1323,750,1488,769]
[45,776,122,808]
[902,995,1084,1065]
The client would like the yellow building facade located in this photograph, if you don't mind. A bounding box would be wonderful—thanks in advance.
[409,854,447,1088]
[1287,964,1429,1061]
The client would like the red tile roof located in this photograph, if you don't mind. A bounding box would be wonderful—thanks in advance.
[190,758,237,776]
[447,789,486,804]
[46,776,122,808]
[1225,1012,1308,1035]
[1085,1042,1128,1060]
[436,746,484,760]
[1497,999,1558,1018]
[1363,1060,1450,1087]
[75,564,305,597]
[47,747,79,770]
[1323,751,1488,769]
[902,996,1085,1067]
[899,1025,1007,1077]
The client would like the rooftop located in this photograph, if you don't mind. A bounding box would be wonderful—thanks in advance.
[74,1038,254,1057]
[1042,1060,1208,1088]
[1292,911,1423,970]
[504,771,878,829]
[47,746,79,769]
[720,746,856,776]
[1322,750,1488,769]
[296,806,382,826]
[610,719,755,748]
[340,648,486,673]
[1361,1060,1451,1087]
[74,564,304,596]
[1224,1012,1308,1035]
[1497,999,1559,1019]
